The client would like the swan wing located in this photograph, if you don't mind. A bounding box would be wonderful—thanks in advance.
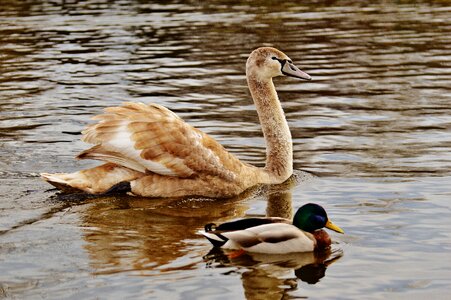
[78,102,238,180]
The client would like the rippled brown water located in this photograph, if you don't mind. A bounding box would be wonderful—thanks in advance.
[1,1,450,299]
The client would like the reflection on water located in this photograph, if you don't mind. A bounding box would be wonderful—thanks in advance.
[79,173,302,275]
[81,192,251,274]
[1,0,450,177]
[204,247,342,299]
[78,175,340,299]
[1,0,450,299]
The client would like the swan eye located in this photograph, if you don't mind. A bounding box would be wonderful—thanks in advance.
[271,57,288,69]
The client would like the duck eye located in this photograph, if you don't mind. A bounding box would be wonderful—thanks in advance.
[271,56,277,60]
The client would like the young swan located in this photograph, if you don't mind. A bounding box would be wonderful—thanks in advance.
[41,47,311,198]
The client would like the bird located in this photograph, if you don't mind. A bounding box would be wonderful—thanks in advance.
[40,47,312,198]
[200,203,344,254]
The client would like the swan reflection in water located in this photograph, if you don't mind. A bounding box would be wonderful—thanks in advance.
[71,179,262,273]
[64,171,342,296]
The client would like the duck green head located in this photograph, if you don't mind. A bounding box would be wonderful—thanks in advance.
[293,203,344,234]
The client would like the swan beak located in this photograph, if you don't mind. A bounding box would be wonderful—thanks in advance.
[281,62,312,80]
[325,220,345,234]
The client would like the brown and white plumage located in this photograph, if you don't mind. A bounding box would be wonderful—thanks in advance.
[79,102,238,181]
[41,47,311,197]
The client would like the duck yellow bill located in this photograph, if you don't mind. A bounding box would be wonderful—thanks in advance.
[325,220,344,234]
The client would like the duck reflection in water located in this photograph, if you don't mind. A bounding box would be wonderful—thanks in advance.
[204,247,342,285]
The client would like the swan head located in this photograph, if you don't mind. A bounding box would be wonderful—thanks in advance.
[246,47,311,81]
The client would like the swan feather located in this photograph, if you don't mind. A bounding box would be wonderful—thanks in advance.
[79,102,237,181]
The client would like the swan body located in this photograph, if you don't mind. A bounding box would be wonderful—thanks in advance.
[200,203,344,254]
[41,47,311,198]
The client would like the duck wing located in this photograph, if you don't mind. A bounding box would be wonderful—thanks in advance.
[78,102,239,181]
[224,223,315,254]
[201,217,289,248]
[213,217,289,231]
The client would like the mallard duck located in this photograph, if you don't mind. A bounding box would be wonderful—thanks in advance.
[41,47,311,197]
[200,203,344,254]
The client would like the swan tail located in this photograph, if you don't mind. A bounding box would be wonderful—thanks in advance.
[41,163,144,194]
[40,172,84,193]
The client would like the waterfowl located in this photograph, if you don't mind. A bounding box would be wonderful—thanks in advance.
[41,47,311,197]
[200,203,344,254]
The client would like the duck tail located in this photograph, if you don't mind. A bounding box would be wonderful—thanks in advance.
[198,230,228,247]
[204,223,216,232]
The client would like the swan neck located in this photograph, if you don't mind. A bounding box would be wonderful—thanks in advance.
[247,74,293,182]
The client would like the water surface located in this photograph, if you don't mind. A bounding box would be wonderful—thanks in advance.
[1,1,450,299]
